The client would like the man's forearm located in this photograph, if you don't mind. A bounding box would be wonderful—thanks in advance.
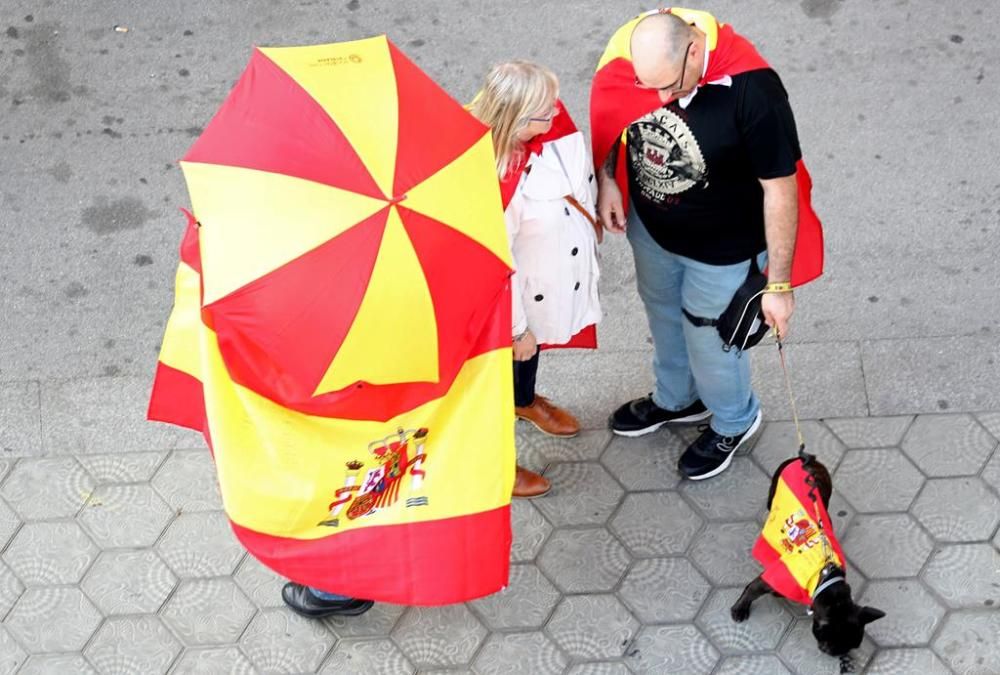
[599,141,619,181]
[760,175,798,282]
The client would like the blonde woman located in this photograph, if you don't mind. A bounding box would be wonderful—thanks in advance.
[471,62,602,498]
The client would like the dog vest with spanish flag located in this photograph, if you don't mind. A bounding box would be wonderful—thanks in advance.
[751,459,846,606]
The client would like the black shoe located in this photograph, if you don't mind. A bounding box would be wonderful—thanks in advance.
[678,410,762,480]
[281,583,374,619]
[610,395,712,437]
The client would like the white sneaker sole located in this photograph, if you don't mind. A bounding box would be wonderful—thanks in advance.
[611,409,712,437]
[684,411,763,481]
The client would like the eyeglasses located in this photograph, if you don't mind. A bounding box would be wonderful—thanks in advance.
[528,104,560,123]
[634,41,692,93]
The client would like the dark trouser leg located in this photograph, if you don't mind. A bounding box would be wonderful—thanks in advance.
[513,351,540,408]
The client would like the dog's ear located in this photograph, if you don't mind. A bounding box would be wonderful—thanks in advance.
[858,606,886,625]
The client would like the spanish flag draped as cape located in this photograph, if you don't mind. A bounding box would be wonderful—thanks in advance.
[590,8,824,286]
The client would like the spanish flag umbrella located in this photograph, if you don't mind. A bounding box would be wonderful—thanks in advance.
[148,36,516,605]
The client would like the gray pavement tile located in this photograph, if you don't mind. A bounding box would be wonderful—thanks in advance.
[545,595,637,661]
[840,514,934,579]
[532,463,624,528]
[922,543,1000,609]
[930,610,1000,675]
[80,549,177,615]
[239,608,336,674]
[825,416,913,449]
[696,587,793,655]
[76,451,165,483]
[599,430,683,492]
[468,563,559,631]
[564,662,631,675]
[391,605,486,668]
[617,557,710,624]
[18,654,98,675]
[324,602,408,640]
[901,413,997,477]
[471,632,566,675]
[84,615,182,675]
[609,491,703,557]
[170,646,255,675]
[516,428,611,469]
[833,448,924,513]
[0,560,24,620]
[233,554,287,609]
[0,498,20,552]
[911,477,1000,542]
[858,579,946,647]
[510,499,552,562]
[2,520,97,585]
[777,617,875,675]
[0,460,11,486]
[863,336,1000,415]
[679,457,770,521]
[827,491,856,539]
[715,655,793,675]
[977,411,1000,442]
[0,381,41,457]
[162,578,256,646]
[536,527,629,593]
[5,587,102,653]
[980,444,1000,494]
[77,483,174,548]
[751,421,846,475]
[688,521,762,586]
[624,624,719,675]
[321,638,415,675]
[41,376,198,454]
[151,449,223,512]
[865,648,952,675]
[0,625,27,675]
[0,457,93,520]
[156,511,245,578]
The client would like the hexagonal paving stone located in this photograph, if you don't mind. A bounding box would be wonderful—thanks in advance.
[679,458,770,521]
[76,452,165,483]
[752,421,845,476]
[320,638,413,674]
[240,608,336,673]
[468,563,559,630]
[162,578,256,645]
[157,511,245,578]
[858,579,945,647]
[866,648,951,674]
[0,560,24,618]
[978,411,1000,441]
[0,457,93,520]
[688,521,762,586]
[2,520,98,585]
[982,445,1000,493]
[472,632,566,675]
[600,431,683,491]
[840,514,933,578]
[0,625,27,674]
[696,587,794,654]
[81,549,177,615]
[537,527,629,593]
[545,595,638,661]
[565,663,631,675]
[716,655,791,674]
[618,558,710,623]
[901,413,996,477]
[324,602,408,639]
[510,499,552,562]
[234,555,287,609]
[777,617,875,674]
[923,543,1000,608]
[833,448,924,512]
[625,624,719,675]
[0,497,20,549]
[517,428,611,467]
[152,450,223,512]
[609,491,702,557]
[171,646,255,674]
[18,654,98,675]
[532,463,624,527]
[825,416,913,448]
[85,615,182,674]
[911,477,1000,542]
[931,610,1000,674]
[5,587,102,652]
[78,484,174,547]
[392,604,486,668]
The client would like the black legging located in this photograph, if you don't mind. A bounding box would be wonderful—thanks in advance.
[512,350,539,408]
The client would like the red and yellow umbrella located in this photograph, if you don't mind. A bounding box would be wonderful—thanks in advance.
[148,36,516,605]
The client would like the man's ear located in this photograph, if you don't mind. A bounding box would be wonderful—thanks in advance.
[858,606,886,625]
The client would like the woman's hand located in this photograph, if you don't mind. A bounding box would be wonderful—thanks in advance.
[597,177,626,234]
[513,330,538,361]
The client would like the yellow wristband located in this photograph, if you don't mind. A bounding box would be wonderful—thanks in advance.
[764,281,793,293]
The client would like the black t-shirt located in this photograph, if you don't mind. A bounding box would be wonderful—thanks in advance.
[625,68,801,264]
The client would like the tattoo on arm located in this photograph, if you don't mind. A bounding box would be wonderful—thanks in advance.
[601,141,619,179]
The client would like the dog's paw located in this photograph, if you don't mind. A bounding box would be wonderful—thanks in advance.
[730,603,751,623]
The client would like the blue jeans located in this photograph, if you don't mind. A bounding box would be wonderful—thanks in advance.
[308,587,350,601]
[626,208,764,436]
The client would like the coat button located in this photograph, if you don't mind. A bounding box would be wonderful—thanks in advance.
[534,294,544,302]
[574,282,580,290]
[571,247,578,256]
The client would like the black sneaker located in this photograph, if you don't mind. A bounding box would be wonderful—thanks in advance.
[281,583,374,618]
[678,410,762,480]
[610,395,712,437]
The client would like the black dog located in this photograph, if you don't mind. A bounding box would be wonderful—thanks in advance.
[730,456,885,657]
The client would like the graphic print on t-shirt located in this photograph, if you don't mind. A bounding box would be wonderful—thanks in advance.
[627,107,707,201]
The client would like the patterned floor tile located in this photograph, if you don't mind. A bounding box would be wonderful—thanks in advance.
[858,579,945,647]
[392,604,487,668]
[239,608,335,674]
[471,632,566,675]
[922,543,1000,608]
[157,511,245,578]
[0,560,24,619]
[537,527,628,593]
[517,427,611,467]
[545,595,637,661]
[84,615,182,674]
[600,430,683,491]
[825,416,913,448]
[617,557,710,623]
[2,520,97,585]
[0,498,19,550]
[0,457,93,520]
[152,449,223,512]
[81,549,176,615]
[468,563,559,630]
[77,483,174,547]
[564,663,631,675]
[5,587,102,652]
[688,521,762,585]
[777,617,875,675]
[233,555,287,609]
[624,624,719,675]
[609,491,703,556]
[18,654,98,675]
[0,625,27,674]
[324,602,408,639]
[866,647,951,674]
[715,655,792,675]
[751,421,845,476]
[978,412,1000,441]
[840,514,933,578]
[930,610,1000,674]
[833,448,924,512]
[0,460,12,484]
[162,578,256,645]
[901,413,996,477]
[696,586,793,654]
[321,638,414,675]
[170,646,255,674]
[911,477,1000,542]
[510,499,552,562]
[982,445,1000,493]
[679,457,770,521]
[532,463,624,527]
[75,452,165,483]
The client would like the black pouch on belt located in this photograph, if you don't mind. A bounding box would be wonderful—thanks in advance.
[682,256,770,353]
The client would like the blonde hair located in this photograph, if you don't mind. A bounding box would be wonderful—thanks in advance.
[469,61,559,178]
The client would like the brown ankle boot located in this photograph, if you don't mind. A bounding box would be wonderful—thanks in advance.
[513,465,551,498]
[515,396,580,437]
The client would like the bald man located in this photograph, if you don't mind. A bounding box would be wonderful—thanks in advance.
[593,10,803,481]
